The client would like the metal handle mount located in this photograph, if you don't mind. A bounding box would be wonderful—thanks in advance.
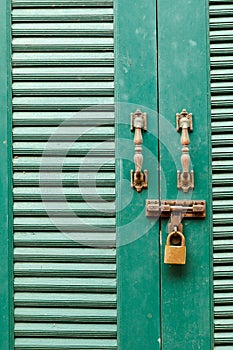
[130,109,148,192]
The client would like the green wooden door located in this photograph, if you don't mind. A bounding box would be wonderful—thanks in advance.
[116,0,213,349]
[0,0,215,349]
[2,0,117,349]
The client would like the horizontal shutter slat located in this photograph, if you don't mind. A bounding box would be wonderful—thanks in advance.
[15,323,117,338]
[15,338,117,350]
[13,69,114,80]
[13,112,115,126]
[14,232,116,248]
[13,217,116,231]
[14,277,116,292]
[210,4,233,16]
[13,126,114,140]
[12,38,114,52]
[14,202,115,216]
[13,142,115,156]
[13,172,115,187]
[12,0,113,7]
[14,292,116,307]
[12,8,113,22]
[13,57,114,68]
[14,248,116,262]
[13,158,115,172]
[14,262,116,277]
[15,308,116,322]
[13,97,114,111]
[12,23,113,36]
[13,82,114,96]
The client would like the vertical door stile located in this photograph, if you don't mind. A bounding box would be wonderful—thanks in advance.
[158,0,213,349]
[0,0,221,349]
[115,0,161,348]
[0,0,14,348]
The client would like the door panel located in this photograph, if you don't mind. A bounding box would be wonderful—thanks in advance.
[116,0,213,349]
[0,1,13,349]
[158,0,213,349]
[210,1,233,348]
[115,0,160,349]
[12,0,116,349]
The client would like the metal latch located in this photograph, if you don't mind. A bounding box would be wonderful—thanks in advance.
[146,199,206,233]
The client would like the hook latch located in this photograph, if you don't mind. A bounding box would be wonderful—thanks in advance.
[146,199,206,233]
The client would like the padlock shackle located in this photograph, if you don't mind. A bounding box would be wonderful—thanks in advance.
[166,231,185,247]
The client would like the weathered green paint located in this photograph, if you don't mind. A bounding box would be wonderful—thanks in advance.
[0,0,14,349]
[158,0,213,349]
[1,0,214,348]
[115,0,160,348]
[116,0,213,348]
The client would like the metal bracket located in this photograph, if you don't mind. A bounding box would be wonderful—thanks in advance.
[176,109,193,133]
[131,108,147,132]
[130,109,148,192]
[146,199,206,233]
[176,109,194,192]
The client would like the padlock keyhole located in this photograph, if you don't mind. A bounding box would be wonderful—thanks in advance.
[170,233,182,246]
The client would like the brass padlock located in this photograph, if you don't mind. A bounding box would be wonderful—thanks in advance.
[164,231,186,265]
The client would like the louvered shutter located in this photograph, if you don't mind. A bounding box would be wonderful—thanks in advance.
[12,1,117,349]
[210,1,233,348]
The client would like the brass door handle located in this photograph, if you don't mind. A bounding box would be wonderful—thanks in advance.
[130,109,148,192]
[176,109,194,192]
